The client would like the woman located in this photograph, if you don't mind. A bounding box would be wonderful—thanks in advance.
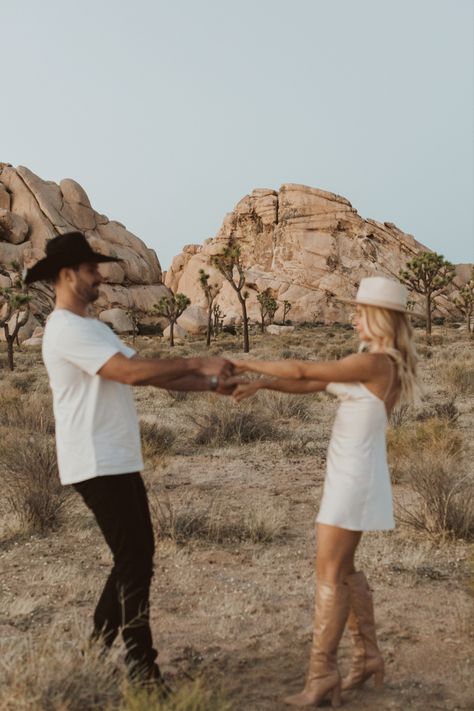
[231,277,419,708]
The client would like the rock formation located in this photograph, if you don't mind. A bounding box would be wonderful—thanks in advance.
[166,184,469,324]
[0,163,170,336]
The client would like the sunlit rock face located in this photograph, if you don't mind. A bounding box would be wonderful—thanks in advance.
[166,183,468,324]
[0,163,171,331]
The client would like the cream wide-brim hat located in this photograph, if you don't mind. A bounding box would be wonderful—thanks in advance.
[338,276,410,313]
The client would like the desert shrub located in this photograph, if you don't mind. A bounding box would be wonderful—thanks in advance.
[8,372,35,393]
[396,451,474,540]
[0,434,68,533]
[151,495,283,545]
[0,393,54,434]
[416,398,459,424]
[387,417,463,484]
[442,361,474,397]
[140,421,176,458]
[259,390,313,421]
[389,403,415,428]
[188,398,278,446]
[0,622,229,711]
[0,625,122,711]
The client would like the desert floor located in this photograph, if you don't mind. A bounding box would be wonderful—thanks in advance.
[0,323,473,710]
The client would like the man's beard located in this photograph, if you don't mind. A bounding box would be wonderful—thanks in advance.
[75,281,100,304]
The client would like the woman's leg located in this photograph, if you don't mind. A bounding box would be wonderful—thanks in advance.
[285,524,361,707]
[315,523,362,583]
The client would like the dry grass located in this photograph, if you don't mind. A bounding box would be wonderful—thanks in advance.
[187,397,278,446]
[151,494,284,545]
[387,417,464,483]
[441,360,474,397]
[0,431,69,533]
[0,392,55,434]
[140,421,176,459]
[396,450,474,541]
[0,623,230,711]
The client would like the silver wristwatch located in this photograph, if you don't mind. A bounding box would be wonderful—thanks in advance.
[209,375,219,391]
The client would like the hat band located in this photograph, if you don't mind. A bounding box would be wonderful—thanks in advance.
[356,296,406,312]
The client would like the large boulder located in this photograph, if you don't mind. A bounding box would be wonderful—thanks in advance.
[0,164,172,325]
[99,308,134,333]
[177,304,208,334]
[166,184,471,323]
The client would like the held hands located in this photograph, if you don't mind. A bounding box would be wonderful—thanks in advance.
[198,356,235,379]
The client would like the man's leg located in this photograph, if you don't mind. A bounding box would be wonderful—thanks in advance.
[73,473,162,683]
[74,480,121,648]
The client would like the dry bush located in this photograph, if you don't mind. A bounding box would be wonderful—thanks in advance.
[188,398,278,446]
[259,390,314,421]
[0,433,68,533]
[140,421,176,458]
[442,360,474,397]
[415,398,459,424]
[0,623,229,711]
[0,392,55,434]
[123,679,231,711]
[151,494,283,545]
[387,417,463,484]
[0,624,122,711]
[396,450,474,541]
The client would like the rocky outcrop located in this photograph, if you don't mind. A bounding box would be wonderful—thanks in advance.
[166,184,469,323]
[0,163,170,327]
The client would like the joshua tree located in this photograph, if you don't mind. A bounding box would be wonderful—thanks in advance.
[453,268,474,334]
[0,263,31,370]
[125,301,140,343]
[399,251,455,337]
[257,289,278,333]
[152,293,190,347]
[198,269,220,347]
[212,304,224,336]
[211,240,250,352]
[283,299,292,324]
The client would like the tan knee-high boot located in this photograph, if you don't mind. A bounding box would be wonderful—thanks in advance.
[284,582,350,708]
[342,571,384,691]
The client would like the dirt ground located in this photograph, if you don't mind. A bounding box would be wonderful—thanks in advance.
[0,325,473,710]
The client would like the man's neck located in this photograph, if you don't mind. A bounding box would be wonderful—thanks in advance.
[54,295,88,317]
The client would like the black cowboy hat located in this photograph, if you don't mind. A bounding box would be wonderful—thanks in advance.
[24,231,122,284]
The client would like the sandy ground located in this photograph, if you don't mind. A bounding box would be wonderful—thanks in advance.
[0,326,473,710]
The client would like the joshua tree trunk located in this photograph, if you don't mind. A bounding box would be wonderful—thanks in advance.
[238,294,250,353]
[206,309,212,347]
[7,339,14,371]
[426,294,432,338]
[169,321,175,347]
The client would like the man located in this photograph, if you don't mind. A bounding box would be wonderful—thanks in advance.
[24,231,234,693]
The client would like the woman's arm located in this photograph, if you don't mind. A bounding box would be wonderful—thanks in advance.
[231,377,327,402]
[232,352,378,384]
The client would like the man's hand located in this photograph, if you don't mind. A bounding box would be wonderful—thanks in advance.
[215,376,249,396]
[198,357,234,378]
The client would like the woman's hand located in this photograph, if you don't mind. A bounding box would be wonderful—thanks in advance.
[232,380,262,402]
[230,359,250,374]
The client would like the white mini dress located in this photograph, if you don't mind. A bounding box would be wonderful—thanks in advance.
[316,382,395,531]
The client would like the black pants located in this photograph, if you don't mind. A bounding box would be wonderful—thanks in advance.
[74,472,160,679]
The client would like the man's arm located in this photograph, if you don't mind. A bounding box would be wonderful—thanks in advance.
[98,353,233,386]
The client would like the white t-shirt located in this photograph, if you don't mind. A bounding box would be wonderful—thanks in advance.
[42,309,144,485]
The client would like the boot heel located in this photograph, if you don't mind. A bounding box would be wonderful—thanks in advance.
[331,681,342,708]
[374,666,384,689]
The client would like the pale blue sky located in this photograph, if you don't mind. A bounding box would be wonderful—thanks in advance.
[2,0,473,269]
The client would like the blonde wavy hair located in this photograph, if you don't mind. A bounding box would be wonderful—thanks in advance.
[358,304,421,406]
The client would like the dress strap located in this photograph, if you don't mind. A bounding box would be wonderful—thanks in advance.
[382,355,396,403]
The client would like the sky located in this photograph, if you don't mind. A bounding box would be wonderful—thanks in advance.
[2,0,473,269]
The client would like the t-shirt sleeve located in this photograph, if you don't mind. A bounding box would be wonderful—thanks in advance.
[55,318,130,376]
